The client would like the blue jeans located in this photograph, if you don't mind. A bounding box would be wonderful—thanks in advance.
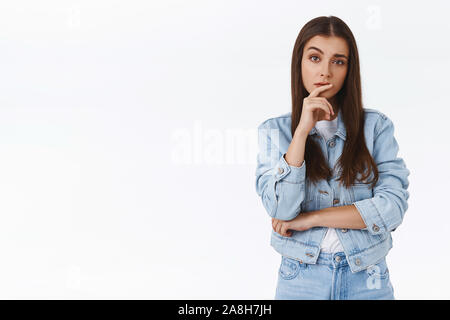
[275,251,395,300]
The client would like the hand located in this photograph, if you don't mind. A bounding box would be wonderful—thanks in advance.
[272,213,316,237]
[296,84,335,136]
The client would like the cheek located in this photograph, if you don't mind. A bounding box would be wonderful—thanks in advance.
[301,65,314,87]
[338,68,348,82]
[301,63,313,76]
[331,69,347,89]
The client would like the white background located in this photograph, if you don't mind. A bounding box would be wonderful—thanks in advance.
[0,0,449,299]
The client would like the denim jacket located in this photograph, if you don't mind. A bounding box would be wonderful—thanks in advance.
[255,108,410,273]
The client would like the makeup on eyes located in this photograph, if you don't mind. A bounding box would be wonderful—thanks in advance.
[309,55,345,65]
[306,46,348,60]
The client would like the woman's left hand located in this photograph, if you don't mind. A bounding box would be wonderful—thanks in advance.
[272,213,315,237]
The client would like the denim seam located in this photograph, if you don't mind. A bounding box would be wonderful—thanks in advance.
[278,180,305,185]
[368,198,388,233]
[272,232,316,248]
[348,236,389,255]
[373,113,384,137]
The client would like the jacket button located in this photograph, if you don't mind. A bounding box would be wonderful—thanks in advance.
[319,190,329,195]
[355,258,361,265]
[306,253,314,258]
[341,228,348,233]
[372,224,380,232]
[278,167,284,174]
[329,140,336,147]
[333,198,340,205]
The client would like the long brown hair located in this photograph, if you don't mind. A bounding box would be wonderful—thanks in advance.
[291,16,378,189]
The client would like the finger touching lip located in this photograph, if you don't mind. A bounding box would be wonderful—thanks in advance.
[314,83,332,87]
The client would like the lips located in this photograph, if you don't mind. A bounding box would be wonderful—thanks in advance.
[314,82,330,86]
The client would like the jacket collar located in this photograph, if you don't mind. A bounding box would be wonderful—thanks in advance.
[308,109,347,141]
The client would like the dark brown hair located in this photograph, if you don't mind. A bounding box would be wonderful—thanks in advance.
[291,16,378,189]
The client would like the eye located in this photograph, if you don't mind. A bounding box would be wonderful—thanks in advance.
[309,55,346,65]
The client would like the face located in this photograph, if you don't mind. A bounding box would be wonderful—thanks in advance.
[301,35,349,102]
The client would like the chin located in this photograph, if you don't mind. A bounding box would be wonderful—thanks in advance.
[320,92,334,98]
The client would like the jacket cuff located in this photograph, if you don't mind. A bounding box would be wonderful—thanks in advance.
[353,199,386,236]
[274,153,306,183]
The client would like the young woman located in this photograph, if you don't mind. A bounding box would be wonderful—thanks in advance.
[255,16,410,300]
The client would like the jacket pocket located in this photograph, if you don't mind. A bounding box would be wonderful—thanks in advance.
[278,256,307,280]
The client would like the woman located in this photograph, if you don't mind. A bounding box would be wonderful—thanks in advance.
[255,16,410,300]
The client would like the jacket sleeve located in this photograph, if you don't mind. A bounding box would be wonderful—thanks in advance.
[352,114,410,236]
[255,121,307,221]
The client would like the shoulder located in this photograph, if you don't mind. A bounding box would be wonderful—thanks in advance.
[257,111,292,130]
[363,107,395,133]
[363,107,388,121]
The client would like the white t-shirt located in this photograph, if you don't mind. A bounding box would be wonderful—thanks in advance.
[314,116,345,253]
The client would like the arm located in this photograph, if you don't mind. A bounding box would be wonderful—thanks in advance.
[259,85,336,222]
[255,121,309,221]
[351,114,410,235]
[272,204,366,237]
[274,114,410,237]
[307,205,367,229]
[310,115,410,234]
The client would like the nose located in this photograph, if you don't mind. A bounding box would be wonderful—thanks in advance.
[320,65,331,78]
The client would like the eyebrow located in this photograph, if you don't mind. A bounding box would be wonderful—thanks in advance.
[306,46,348,60]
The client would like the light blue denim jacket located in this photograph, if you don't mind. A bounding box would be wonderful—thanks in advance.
[255,108,410,273]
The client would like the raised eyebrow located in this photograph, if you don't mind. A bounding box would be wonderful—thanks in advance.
[307,46,348,60]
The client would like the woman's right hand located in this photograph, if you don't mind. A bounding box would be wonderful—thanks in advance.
[296,84,335,136]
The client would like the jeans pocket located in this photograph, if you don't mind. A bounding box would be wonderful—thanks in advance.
[278,256,307,280]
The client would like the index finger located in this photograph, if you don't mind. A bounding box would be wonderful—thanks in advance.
[308,83,333,98]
